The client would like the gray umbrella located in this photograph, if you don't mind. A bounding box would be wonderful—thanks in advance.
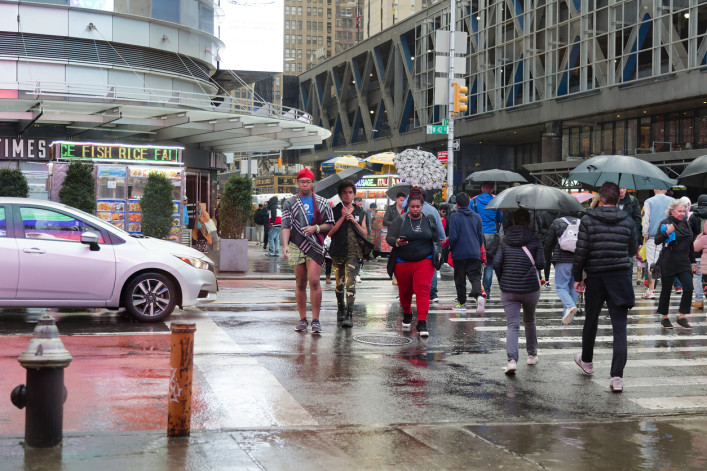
[385,182,412,199]
[314,165,371,199]
[568,154,676,190]
[485,184,584,212]
[677,154,707,188]
[466,169,527,183]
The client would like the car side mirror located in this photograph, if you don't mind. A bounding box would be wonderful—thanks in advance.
[81,232,100,251]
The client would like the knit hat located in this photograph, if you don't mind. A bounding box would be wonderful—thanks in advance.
[297,168,315,181]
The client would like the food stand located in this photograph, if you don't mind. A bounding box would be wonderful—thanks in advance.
[355,174,399,253]
[52,141,185,242]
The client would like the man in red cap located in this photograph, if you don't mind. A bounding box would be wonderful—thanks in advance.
[281,168,334,334]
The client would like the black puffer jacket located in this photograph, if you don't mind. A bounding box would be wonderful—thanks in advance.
[544,215,579,265]
[493,225,545,294]
[655,216,695,277]
[572,206,636,281]
[690,195,707,257]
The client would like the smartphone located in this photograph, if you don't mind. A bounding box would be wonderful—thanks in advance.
[399,235,407,240]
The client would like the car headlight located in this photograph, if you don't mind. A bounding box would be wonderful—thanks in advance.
[174,255,214,272]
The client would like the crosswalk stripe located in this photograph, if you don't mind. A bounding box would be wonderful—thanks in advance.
[592,376,707,387]
[629,396,707,410]
[473,322,707,331]
[503,334,707,343]
[535,346,707,356]
[559,358,707,367]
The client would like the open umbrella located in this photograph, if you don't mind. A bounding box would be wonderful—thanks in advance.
[314,165,371,199]
[568,155,676,190]
[677,154,707,188]
[485,184,584,213]
[364,152,397,174]
[571,192,596,204]
[333,155,364,172]
[385,182,412,199]
[394,149,446,190]
[466,169,527,183]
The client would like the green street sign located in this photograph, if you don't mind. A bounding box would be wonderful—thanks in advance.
[442,119,449,126]
[426,125,448,135]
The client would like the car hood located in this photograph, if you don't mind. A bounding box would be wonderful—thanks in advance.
[135,237,214,262]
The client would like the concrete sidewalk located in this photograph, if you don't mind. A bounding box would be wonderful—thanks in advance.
[2,416,706,470]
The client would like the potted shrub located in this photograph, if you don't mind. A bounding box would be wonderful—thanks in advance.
[58,161,95,213]
[140,172,175,239]
[0,168,29,197]
[218,174,253,272]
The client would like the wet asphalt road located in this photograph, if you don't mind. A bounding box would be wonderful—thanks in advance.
[2,258,706,435]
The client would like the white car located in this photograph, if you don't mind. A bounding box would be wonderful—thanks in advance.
[0,198,217,322]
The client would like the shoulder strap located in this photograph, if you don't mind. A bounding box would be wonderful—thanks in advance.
[522,245,542,284]
[561,217,570,226]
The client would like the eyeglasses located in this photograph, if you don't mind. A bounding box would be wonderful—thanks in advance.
[298,179,313,184]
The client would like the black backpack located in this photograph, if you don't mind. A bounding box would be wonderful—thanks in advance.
[254,209,266,225]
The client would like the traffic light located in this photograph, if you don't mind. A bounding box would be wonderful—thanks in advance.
[453,82,469,114]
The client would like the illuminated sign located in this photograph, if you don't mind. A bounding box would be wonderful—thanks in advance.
[53,142,183,162]
[355,176,400,188]
[0,139,49,160]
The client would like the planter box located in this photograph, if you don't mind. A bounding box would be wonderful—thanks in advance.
[219,238,248,272]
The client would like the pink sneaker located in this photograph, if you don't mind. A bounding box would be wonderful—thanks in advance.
[574,353,594,375]
[610,377,623,392]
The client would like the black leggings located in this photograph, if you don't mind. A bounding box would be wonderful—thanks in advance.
[657,271,693,315]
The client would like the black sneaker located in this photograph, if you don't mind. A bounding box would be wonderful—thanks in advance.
[336,308,345,322]
[311,319,322,334]
[342,309,353,328]
[660,317,673,329]
[416,320,429,337]
[295,318,308,332]
[402,313,413,328]
[676,317,692,329]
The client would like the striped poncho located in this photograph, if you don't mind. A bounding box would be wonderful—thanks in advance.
[281,193,334,266]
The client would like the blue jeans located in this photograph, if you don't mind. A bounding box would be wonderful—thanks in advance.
[483,259,494,296]
[268,226,281,255]
[554,263,578,316]
[694,260,704,302]
[430,269,438,298]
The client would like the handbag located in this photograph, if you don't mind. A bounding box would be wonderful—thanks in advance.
[204,219,217,234]
[521,245,542,286]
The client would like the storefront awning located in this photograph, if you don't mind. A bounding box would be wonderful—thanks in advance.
[0,82,330,153]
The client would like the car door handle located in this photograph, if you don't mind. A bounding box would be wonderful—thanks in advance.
[23,248,46,254]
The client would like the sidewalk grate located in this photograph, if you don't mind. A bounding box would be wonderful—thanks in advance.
[353,334,413,346]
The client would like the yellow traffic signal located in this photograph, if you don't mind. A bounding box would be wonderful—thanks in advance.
[453,82,469,114]
[442,185,448,202]
[277,157,283,167]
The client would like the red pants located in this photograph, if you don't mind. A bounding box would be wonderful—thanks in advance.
[395,258,434,321]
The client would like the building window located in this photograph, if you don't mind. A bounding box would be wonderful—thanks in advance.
[297,63,302,72]
[297,49,302,59]
[285,20,290,29]
[152,0,180,23]
[298,35,302,44]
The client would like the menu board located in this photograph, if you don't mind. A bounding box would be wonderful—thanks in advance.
[168,201,181,242]
[96,200,125,230]
[128,199,142,234]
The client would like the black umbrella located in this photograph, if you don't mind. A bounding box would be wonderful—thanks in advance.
[568,154,676,190]
[677,154,707,188]
[466,169,527,183]
[485,184,584,213]
[314,165,371,199]
[385,182,412,199]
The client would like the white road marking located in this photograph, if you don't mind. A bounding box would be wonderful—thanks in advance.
[629,396,707,410]
[559,358,707,368]
[592,376,707,387]
[536,346,707,356]
[474,322,707,331]
[173,317,319,427]
[502,334,707,344]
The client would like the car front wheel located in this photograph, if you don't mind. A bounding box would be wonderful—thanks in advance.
[124,273,177,322]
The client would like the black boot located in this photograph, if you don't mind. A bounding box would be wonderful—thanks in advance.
[336,292,346,322]
[342,307,353,328]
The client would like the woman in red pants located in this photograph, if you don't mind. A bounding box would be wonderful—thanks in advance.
[386,187,442,337]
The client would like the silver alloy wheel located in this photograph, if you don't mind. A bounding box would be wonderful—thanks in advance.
[124,273,176,322]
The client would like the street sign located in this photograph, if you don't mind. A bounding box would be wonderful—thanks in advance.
[438,151,448,163]
[442,119,449,126]
[426,125,448,135]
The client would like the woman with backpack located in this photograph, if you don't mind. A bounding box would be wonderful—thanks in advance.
[544,213,580,324]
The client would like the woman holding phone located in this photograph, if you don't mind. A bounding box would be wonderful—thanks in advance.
[654,199,696,329]
[386,187,441,337]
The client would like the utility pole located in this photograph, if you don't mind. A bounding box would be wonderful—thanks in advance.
[446,0,456,198]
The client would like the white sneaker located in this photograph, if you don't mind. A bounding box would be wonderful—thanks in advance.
[476,296,486,315]
[641,289,655,299]
[527,355,538,366]
[355,275,362,283]
[610,376,623,393]
[505,359,517,375]
[562,306,578,325]
[437,271,441,279]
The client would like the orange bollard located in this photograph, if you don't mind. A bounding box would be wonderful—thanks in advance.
[167,321,196,437]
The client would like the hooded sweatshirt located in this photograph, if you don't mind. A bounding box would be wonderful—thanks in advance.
[493,225,545,293]
[573,206,636,281]
[449,207,484,260]
[469,192,502,234]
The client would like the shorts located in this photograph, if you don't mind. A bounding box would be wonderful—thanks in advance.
[287,242,314,266]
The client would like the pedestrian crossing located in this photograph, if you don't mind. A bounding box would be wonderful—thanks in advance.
[454,282,707,412]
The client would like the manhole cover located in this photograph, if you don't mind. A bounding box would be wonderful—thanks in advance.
[353,334,413,346]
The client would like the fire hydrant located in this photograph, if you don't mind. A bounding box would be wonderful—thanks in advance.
[10,314,72,448]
